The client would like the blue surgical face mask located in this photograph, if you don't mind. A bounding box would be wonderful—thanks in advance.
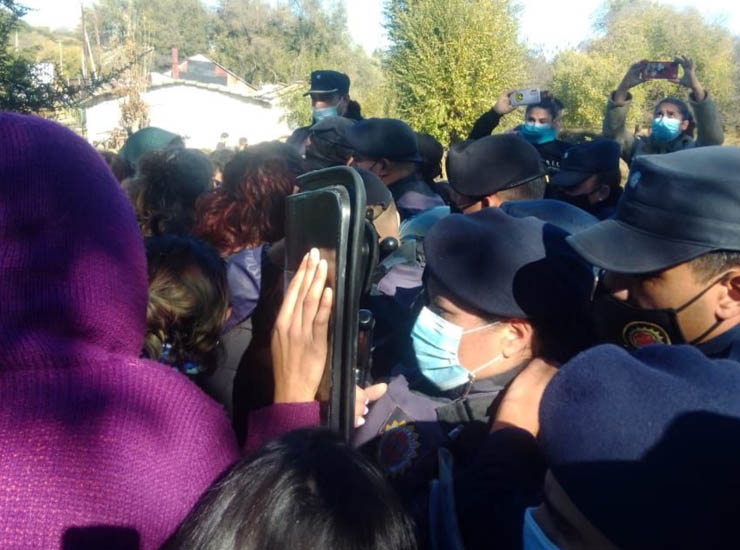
[520,122,557,145]
[522,507,560,550]
[651,116,681,142]
[312,105,339,123]
[410,306,502,391]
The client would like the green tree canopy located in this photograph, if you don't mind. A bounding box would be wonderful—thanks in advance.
[384,0,527,145]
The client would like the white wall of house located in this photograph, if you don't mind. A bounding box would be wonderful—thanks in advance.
[84,84,292,150]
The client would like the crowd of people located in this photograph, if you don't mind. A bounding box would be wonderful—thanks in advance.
[1,56,739,549]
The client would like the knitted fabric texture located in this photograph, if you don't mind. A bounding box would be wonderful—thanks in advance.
[0,113,239,549]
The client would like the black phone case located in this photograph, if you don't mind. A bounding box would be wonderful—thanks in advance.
[290,167,370,441]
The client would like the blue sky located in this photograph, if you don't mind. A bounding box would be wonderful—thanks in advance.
[21,0,740,58]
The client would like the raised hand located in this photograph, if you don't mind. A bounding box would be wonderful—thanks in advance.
[671,55,706,101]
[493,89,520,116]
[614,60,647,103]
[272,248,333,404]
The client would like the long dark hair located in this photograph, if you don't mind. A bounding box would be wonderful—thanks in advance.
[163,428,418,550]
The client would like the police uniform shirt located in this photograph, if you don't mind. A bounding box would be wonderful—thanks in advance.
[390,173,445,221]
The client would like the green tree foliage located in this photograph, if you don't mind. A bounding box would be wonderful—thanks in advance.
[1,0,98,113]
[384,0,527,145]
[210,0,389,128]
[551,0,739,132]
[90,0,209,62]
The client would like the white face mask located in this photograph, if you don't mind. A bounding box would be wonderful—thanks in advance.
[522,507,560,550]
[410,306,503,391]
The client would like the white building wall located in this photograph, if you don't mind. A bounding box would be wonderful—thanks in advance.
[84,84,292,150]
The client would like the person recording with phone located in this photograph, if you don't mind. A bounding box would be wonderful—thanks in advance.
[603,56,724,164]
[468,90,572,174]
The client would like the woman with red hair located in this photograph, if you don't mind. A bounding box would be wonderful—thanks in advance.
[194,142,303,415]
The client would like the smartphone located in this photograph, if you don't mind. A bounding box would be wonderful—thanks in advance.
[509,88,541,106]
[285,187,350,430]
[639,61,679,80]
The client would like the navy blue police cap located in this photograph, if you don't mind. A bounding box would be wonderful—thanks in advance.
[500,199,599,235]
[568,146,740,274]
[540,343,740,549]
[446,134,545,197]
[550,140,621,188]
[345,118,423,163]
[424,208,594,320]
[304,116,357,170]
[304,70,350,96]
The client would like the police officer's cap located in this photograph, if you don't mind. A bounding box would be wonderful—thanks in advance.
[304,70,350,96]
[550,140,621,188]
[446,135,545,197]
[345,118,423,163]
[425,208,594,320]
[500,199,599,235]
[568,146,740,274]
[541,344,740,548]
[304,116,356,170]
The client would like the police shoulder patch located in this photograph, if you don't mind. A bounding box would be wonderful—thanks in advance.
[377,420,420,477]
[623,321,672,348]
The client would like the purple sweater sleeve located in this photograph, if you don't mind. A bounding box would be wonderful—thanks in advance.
[244,401,321,453]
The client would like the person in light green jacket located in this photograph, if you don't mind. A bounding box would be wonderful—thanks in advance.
[603,56,724,165]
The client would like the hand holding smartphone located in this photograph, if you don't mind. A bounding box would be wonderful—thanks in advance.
[638,61,679,81]
[509,88,542,107]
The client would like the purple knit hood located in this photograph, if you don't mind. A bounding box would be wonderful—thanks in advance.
[0,113,148,366]
[0,114,240,549]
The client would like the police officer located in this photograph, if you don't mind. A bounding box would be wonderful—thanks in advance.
[446,134,546,213]
[354,208,594,470]
[346,118,444,221]
[568,146,740,359]
[287,70,361,155]
[548,139,622,220]
[468,90,571,174]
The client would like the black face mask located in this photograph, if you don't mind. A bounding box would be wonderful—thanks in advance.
[552,188,596,214]
[592,275,725,350]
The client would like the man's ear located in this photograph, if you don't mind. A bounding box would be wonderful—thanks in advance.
[594,183,611,202]
[483,193,504,208]
[716,271,740,321]
[680,119,690,132]
[500,319,534,359]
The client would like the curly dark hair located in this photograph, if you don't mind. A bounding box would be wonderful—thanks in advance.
[130,148,214,237]
[144,234,229,376]
[194,141,302,256]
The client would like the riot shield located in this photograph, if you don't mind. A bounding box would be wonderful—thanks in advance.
[286,166,377,441]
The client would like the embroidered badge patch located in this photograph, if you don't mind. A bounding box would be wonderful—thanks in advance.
[377,420,420,477]
[623,321,672,348]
